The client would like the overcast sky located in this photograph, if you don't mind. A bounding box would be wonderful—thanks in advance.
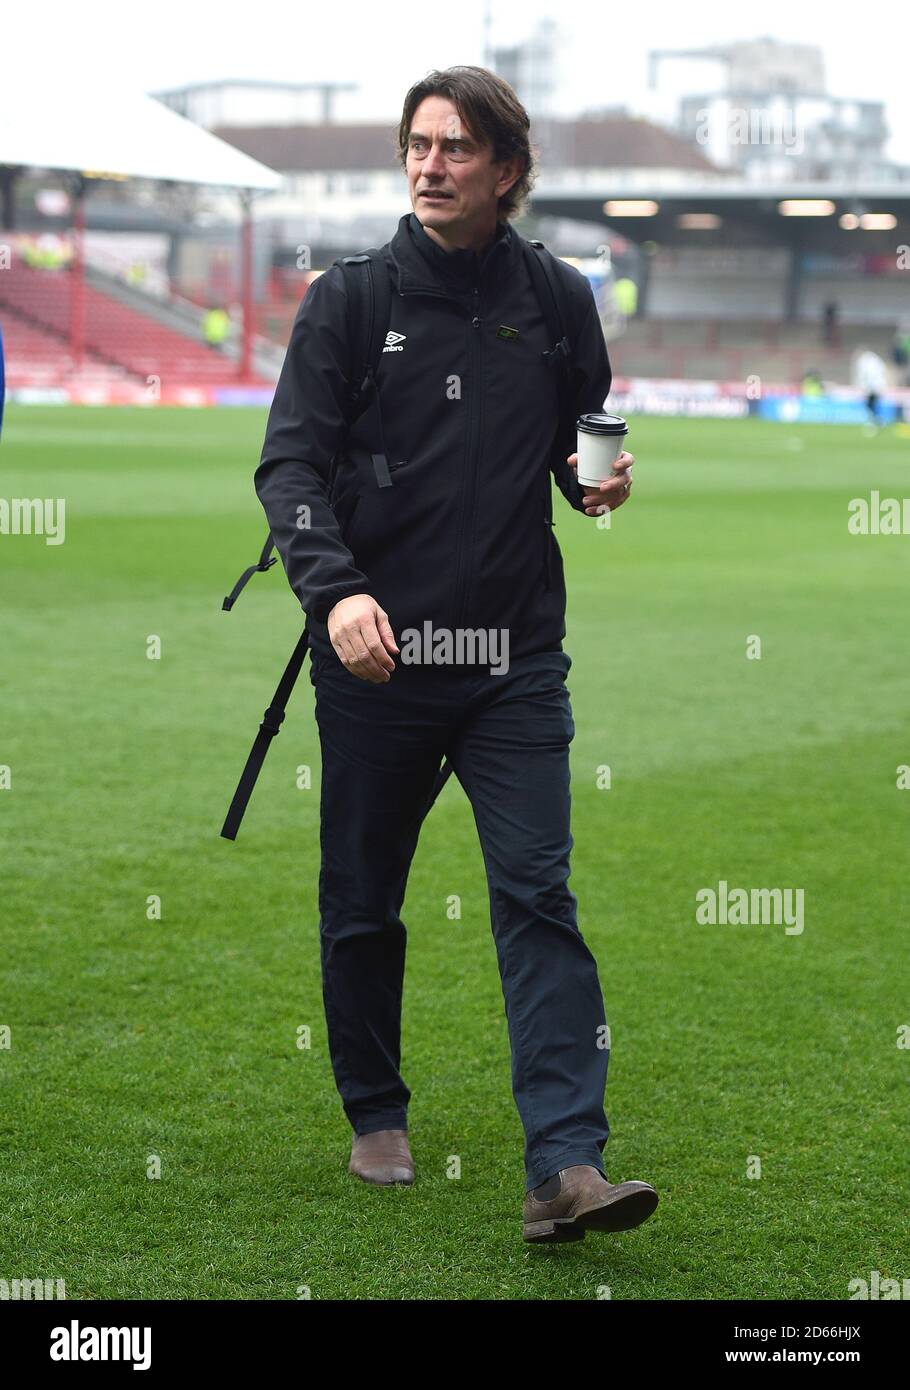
[11,0,910,162]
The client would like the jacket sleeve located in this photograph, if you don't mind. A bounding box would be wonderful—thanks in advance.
[254,266,376,623]
[549,288,614,513]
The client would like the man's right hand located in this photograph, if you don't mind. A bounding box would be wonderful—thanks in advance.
[326,594,399,682]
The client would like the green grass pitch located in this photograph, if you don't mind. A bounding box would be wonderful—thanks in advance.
[1,404,908,1299]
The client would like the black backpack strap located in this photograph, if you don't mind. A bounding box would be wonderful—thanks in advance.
[221,244,460,841]
[220,627,311,840]
[220,250,396,838]
[222,249,394,615]
[222,531,278,611]
[337,249,395,488]
[521,238,580,405]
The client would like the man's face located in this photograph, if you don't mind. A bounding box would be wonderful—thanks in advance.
[405,95,520,240]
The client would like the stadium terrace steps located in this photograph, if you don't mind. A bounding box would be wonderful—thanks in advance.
[619,318,895,354]
[0,303,133,388]
[0,314,71,377]
[610,346,880,384]
[611,319,898,384]
[0,262,272,386]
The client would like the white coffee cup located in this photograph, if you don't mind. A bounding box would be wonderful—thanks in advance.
[575,413,629,487]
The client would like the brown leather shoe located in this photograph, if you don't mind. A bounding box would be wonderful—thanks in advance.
[523,1164,658,1242]
[348,1129,414,1186]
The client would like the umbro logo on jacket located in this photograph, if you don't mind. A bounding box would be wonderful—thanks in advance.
[382,331,407,352]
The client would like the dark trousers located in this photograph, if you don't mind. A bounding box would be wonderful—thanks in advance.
[308,641,610,1190]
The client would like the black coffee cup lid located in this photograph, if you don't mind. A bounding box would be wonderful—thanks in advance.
[577,412,628,436]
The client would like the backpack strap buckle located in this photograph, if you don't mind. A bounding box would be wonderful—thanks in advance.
[542,334,572,370]
[259,704,286,738]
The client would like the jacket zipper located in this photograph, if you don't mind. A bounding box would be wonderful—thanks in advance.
[397,278,481,633]
[451,284,482,630]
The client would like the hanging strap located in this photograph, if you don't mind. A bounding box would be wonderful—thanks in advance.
[221,627,455,840]
[220,628,311,840]
[219,251,393,838]
[222,532,278,611]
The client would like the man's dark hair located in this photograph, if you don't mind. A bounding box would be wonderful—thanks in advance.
[397,65,538,221]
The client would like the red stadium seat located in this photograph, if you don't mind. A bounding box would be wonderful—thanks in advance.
[0,263,272,386]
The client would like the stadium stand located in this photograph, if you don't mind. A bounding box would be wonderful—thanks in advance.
[0,313,130,388]
[0,261,272,386]
[611,318,896,385]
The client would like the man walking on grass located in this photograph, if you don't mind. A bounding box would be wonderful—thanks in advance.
[255,64,658,1242]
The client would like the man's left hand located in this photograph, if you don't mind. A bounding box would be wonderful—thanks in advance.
[566,449,634,515]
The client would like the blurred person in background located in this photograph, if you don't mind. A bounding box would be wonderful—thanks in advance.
[891,322,910,387]
[852,344,890,432]
[613,275,638,321]
[202,306,230,350]
[801,368,824,398]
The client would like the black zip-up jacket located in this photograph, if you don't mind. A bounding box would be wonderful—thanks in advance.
[254,211,613,659]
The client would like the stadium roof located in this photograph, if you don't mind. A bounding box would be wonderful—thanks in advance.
[213,116,721,175]
[152,78,351,95]
[0,77,282,191]
[531,180,910,249]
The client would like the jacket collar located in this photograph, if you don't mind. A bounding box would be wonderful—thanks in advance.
[389,211,515,295]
